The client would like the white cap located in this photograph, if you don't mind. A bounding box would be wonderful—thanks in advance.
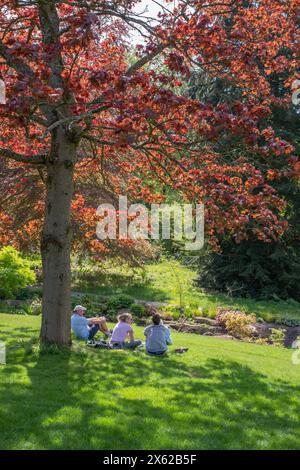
[73,305,86,312]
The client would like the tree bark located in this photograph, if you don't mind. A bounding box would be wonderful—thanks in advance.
[40,127,77,345]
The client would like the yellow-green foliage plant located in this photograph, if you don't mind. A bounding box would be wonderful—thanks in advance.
[0,247,36,299]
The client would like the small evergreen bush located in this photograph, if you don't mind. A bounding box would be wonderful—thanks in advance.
[106,294,134,312]
[104,294,135,320]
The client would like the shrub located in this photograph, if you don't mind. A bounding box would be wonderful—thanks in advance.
[160,310,176,321]
[15,286,42,301]
[216,308,256,339]
[130,303,145,318]
[106,294,134,312]
[159,307,180,321]
[0,300,18,314]
[194,306,210,318]
[162,305,183,319]
[280,318,300,328]
[13,299,42,316]
[261,312,277,323]
[12,309,27,316]
[0,247,36,299]
[215,308,234,326]
[270,328,286,347]
[105,294,135,320]
[0,288,7,300]
[197,235,300,302]
[182,306,196,318]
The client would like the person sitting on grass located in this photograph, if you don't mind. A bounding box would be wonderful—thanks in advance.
[71,305,111,341]
[110,313,142,350]
[144,313,173,356]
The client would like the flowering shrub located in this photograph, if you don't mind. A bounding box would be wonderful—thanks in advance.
[216,308,256,339]
[30,299,42,316]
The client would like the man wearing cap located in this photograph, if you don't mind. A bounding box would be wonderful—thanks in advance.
[71,305,110,340]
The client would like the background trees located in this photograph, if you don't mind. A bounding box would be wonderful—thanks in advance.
[190,32,300,300]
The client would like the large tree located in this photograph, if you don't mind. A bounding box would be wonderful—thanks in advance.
[0,0,298,344]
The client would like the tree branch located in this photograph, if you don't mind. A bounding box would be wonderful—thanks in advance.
[126,43,168,76]
[0,148,46,165]
[0,40,35,78]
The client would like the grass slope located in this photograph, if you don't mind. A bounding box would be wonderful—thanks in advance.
[1,313,300,450]
[76,259,300,323]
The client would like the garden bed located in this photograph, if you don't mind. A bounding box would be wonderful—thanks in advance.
[161,315,300,348]
[2,287,300,348]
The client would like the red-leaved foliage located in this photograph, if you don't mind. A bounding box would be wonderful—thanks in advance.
[0,0,298,254]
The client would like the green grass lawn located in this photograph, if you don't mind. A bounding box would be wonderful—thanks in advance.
[75,258,300,323]
[1,313,300,450]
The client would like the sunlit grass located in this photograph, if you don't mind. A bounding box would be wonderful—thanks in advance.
[1,313,300,450]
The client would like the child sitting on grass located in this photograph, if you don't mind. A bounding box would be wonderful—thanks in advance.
[144,313,173,356]
[110,313,142,349]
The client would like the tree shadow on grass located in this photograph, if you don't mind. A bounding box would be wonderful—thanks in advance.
[1,325,38,343]
[0,345,300,450]
[0,325,40,362]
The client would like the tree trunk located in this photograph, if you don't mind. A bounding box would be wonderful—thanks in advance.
[40,127,77,345]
